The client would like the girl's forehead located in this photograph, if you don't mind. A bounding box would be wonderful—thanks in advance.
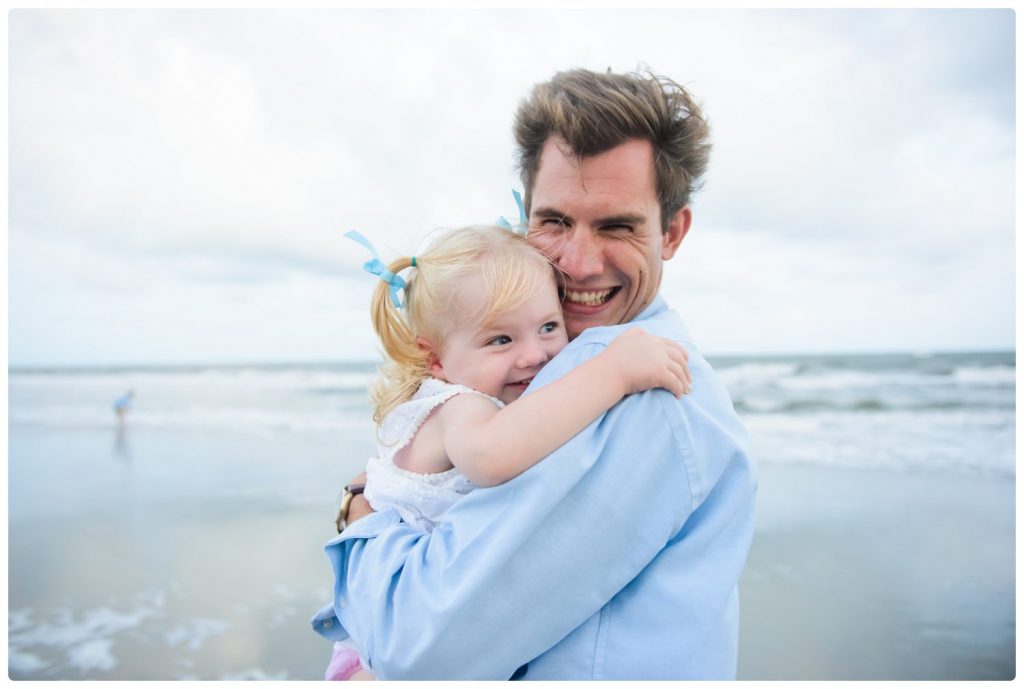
[464,274,559,330]
[447,270,491,322]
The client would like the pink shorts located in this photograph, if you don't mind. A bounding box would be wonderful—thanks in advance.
[325,639,369,681]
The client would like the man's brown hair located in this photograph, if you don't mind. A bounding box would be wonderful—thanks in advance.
[513,68,712,230]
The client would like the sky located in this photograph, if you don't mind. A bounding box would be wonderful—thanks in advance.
[7,8,1016,367]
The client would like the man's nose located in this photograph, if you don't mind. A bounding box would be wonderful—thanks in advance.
[557,229,603,281]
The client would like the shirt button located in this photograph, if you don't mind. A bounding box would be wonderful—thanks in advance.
[338,597,348,608]
[323,619,333,629]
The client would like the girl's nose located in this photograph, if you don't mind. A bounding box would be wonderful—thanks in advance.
[516,340,548,369]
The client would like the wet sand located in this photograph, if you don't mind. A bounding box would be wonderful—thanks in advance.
[8,426,1015,679]
[738,462,1014,680]
[8,426,359,680]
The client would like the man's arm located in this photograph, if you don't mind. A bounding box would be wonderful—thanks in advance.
[321,344,694,680]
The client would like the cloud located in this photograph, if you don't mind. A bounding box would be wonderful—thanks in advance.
[10,12,364,269]
[8,9,1015,364]
[695,10,1014,257]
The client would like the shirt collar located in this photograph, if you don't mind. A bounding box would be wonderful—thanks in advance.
[634,294,668,323]
[634,294,695,348]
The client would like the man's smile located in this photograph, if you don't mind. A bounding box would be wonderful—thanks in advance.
[561,286,620,309]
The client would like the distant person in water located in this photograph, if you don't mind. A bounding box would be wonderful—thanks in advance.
[113,390,134,423]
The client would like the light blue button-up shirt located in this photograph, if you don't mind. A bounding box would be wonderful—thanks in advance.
[312,295,757,680]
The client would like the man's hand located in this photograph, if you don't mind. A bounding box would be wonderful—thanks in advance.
[346,471,374,526]
[347,493,374,524]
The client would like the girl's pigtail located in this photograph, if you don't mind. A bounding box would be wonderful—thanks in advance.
[369,257,431,426]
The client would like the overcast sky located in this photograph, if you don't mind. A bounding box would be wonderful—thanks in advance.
[8,8,1016,367]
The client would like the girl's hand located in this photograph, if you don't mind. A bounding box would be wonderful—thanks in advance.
[602,328,692,398]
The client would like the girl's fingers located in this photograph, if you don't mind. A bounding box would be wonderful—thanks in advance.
[673,360,692,396]
[668,375,685,398]
[668,360,688,397]
[664,338,688,362]
[664,347,692,392]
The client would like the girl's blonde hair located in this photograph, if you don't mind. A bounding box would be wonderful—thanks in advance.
[369,226,557,426]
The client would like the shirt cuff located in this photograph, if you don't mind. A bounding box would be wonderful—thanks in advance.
[310,603,350,641]
[313,508,404,643]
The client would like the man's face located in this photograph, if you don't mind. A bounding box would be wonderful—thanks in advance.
[527,138,690,340]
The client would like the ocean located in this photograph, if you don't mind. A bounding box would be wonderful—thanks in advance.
[7,350,1016,679]
[10,350,1015,477]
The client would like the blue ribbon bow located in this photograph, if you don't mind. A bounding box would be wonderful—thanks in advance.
[495,190,529,236]
[344,230,407,308]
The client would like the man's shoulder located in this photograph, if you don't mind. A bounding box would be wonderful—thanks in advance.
[537,298,694,385]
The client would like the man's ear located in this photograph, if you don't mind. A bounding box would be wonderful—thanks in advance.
[662,206,691,260]
[417,337,443,377]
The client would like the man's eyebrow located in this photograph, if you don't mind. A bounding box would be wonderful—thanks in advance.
[530,208,647,226]
[531,206,571,220]
[597,213,646,226]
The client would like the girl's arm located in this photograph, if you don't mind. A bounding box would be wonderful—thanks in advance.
[439,328,690,487]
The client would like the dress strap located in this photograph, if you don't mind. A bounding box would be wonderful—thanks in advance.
[377,378,503,463]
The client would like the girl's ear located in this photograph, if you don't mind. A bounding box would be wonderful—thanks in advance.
[417,337,443,377]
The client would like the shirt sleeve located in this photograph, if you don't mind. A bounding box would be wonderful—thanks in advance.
[319,341,695,680]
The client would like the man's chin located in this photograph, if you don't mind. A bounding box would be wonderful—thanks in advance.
[563,303,618,338]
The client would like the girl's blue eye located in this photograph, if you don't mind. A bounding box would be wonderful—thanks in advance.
[488,335,512,346]
[540,322,560,334]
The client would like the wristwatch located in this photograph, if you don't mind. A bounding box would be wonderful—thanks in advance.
[335,483,366,533]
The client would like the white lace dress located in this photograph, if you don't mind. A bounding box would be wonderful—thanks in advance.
[363,377,504,532]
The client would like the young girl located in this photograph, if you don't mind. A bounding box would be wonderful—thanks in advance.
[326,225,690,681]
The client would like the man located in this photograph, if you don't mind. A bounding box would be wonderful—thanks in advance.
[312,68,757,680]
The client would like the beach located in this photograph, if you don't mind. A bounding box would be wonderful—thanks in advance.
[8,426,355,680]
[739,462,1014,680]
[7,353,1015,679]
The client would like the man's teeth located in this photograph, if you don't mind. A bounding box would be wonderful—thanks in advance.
[565,289,614,306]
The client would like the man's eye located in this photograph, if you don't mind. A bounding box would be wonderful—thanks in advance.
[540,321,560,334]
[603,224,632,232]
[540,217,567,227]
[487,335,512,346]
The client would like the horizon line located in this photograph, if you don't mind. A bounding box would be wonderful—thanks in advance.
[7,346,1016,373]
